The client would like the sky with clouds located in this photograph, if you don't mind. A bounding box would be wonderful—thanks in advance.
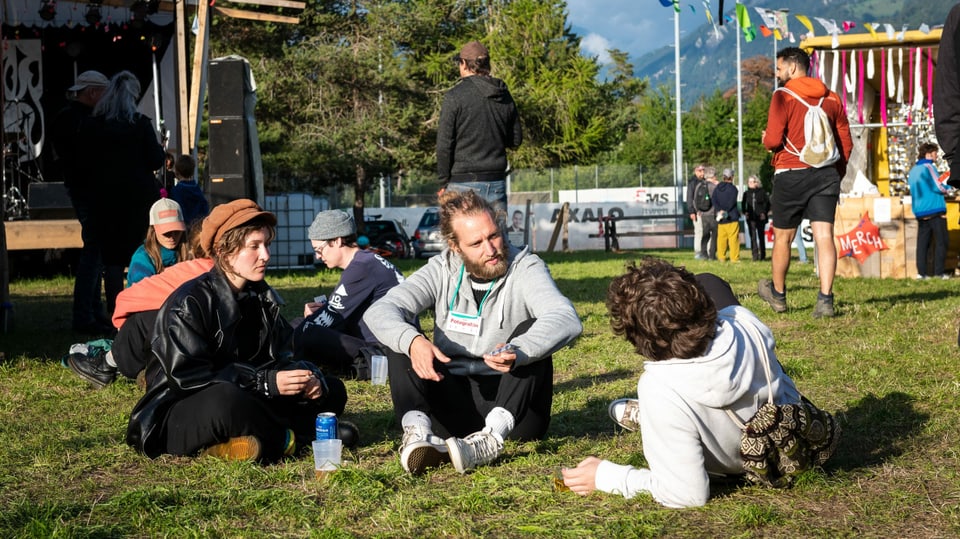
[566,0,711,65]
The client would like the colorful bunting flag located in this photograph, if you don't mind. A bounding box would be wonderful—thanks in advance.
[864,22,879,40]
[753,7,778,29]
[795,14,814,38]
[659,0,681,11]
[735,3,756,42]
[773,9,790,41]
[842,21,856,33]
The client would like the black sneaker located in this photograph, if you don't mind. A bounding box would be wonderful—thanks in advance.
[68,351,117,388]
[338,420,360,449]
[350,355,371,380]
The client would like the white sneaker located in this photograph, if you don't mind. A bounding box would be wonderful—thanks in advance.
[446,428,503,474]
[399,425,449,475]
[608,398,641,432]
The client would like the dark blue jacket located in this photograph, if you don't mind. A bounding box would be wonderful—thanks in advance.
[712,182,741,223]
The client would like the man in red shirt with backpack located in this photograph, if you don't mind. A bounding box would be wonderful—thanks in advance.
[759,47,852,319]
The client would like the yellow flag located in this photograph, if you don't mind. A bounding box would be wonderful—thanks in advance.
[795,14,814,37]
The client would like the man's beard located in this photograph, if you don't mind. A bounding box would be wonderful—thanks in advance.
[461,245,508,280]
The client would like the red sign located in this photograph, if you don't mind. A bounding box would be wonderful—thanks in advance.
[837,211,887,263]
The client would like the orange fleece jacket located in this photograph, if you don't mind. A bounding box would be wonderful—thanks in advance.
[112,258,215,329]
[763,76,852,173]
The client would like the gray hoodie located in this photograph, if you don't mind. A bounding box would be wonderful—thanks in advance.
[363,244,581,366]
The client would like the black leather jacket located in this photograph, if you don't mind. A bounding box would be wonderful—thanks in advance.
[126,269,323,457]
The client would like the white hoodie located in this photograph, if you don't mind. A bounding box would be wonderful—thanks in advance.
[594,305,802,508]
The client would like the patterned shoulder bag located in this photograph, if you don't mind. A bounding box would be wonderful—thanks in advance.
[725,323,841,488]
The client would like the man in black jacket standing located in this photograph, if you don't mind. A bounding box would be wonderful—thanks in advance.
[741,175,770,261]
[437,41,522,228]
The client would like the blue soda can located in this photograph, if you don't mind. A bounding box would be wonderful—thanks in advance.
[316,412,338,441]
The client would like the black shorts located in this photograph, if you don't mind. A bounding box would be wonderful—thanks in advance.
[770,167,841,229]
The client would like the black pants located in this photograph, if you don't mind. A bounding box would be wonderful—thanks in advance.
[916,215,947,277]
[696,273,740,310]
[162,378,348,462]
[700,216,718,259]
[386,347,553,441]
[293,323,367,372]
[746,218,767,260]
[113,310,158,380]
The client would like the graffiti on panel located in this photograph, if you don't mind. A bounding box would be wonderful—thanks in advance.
[2,40,45,162]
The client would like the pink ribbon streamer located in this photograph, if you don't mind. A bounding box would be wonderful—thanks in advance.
[907,47,914,125]
[928,48,935,117]
[880,48,887,127]
[857,50,865,124]
[840,50,848,113]
[810,51,817,77]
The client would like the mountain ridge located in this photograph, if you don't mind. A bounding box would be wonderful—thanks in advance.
[633,0,952,104]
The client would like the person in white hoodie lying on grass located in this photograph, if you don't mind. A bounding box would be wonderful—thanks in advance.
[561,257,802,508]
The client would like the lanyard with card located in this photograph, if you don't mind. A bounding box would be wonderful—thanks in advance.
[446,265,496,337]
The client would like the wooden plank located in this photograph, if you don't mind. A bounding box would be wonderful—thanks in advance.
[547,203,568,253]
[226,0,306,10]
[175,0,190,155]
[188,0,211,152]
[213,6,300,24]
[5,220,83,251]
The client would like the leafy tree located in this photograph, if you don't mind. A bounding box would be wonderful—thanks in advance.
[614,85,676,168]
[486,0,636,167]
[207,0,644,209]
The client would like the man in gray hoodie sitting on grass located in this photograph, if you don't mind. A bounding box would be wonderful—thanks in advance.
[363,189,581,475]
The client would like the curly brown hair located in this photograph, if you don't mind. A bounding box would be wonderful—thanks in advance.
[606,257,717,361]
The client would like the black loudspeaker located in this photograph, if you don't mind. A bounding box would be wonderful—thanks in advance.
[207,118,247,178]
[28,182,75,220]
[208,176,250,207]
[208,59,246,118]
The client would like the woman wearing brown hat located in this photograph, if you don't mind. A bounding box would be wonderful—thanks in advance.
[126,199,349,462]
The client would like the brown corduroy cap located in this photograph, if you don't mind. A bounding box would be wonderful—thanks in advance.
[458,41,489,61]
[200,199,276,257]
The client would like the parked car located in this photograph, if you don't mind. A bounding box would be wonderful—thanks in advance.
[362,218,413,259]
[413,208,444,258]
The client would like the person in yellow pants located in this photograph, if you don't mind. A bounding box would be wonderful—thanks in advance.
[712,169,741,262]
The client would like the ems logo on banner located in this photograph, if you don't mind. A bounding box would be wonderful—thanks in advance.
[837,211,887,263]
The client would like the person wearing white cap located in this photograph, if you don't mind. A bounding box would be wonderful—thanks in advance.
[126,198,190,287]
[52,70,111,335]
[712,168,741,262]
[293,209,407,378]
[76,71,165,318]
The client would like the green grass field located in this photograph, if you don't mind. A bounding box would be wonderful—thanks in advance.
[2,249,959,537]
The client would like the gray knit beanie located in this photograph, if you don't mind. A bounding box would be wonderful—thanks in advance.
[308,210,356,241]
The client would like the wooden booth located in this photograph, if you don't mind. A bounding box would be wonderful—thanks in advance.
[802,29,956,278]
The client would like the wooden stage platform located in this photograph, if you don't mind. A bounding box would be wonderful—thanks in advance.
[4,219,83,251]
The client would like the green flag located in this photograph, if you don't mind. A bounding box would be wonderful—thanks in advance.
[735,3,756,42]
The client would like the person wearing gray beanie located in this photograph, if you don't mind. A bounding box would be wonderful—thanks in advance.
[308,210,356,241]
[294,209,409,379]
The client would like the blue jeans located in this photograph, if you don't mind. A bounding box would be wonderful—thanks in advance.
[444,180,507,229]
